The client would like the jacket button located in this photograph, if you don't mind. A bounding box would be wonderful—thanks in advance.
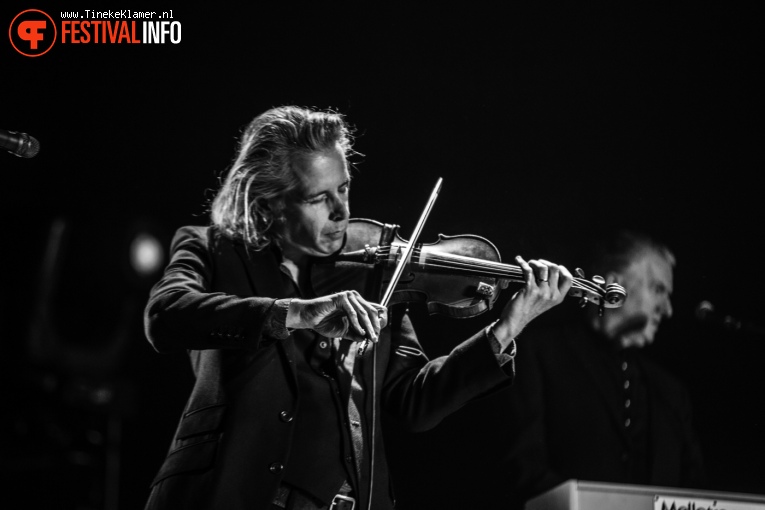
[345,456,353,463]
[279,410,293,423]
[269,462,283,474]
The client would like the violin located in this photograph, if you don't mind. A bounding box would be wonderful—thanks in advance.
[311,218,627,318]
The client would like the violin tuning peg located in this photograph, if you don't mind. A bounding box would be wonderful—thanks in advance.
[592,275,605,286]
[575,267,586,278]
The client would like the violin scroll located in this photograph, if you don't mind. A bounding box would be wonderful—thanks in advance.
[567,269,626,313]
[568,268,624,314]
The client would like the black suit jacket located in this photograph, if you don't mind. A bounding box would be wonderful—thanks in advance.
[502,319,705,507]
[143,226,514,510]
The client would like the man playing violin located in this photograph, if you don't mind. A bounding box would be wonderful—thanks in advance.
[142,105,573,510]
[503,231,706,508]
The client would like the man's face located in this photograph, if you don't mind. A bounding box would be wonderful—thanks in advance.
[606,250,674,348]
[277,145,350,263]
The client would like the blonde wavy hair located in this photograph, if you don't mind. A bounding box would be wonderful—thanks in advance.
[211,106,354,250]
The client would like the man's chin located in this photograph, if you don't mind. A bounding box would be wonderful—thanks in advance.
[314,238,344,257]
[644,321,661,341]
[635,328,658,348]
[622,331,653,349]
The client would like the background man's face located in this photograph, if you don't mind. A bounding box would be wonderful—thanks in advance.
[606,250,674,348]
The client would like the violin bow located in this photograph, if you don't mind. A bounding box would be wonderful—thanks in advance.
[357,177,443,356]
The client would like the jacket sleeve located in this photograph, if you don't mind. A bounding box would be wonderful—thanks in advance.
[381,312,515,433]
[144,226,280,353]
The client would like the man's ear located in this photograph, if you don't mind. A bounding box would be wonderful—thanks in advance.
[267,198,289,224]
[255,199,271,224]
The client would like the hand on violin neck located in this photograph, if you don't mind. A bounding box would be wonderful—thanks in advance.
[493,256,574,344]
[286,291,388,343]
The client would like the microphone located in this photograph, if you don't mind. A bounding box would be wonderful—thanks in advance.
[1,129,40,158]
[695,300,765,337]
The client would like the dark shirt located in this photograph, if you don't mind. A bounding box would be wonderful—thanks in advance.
[502,318,705,507]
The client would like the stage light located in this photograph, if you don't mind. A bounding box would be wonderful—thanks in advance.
[129,232,164,278]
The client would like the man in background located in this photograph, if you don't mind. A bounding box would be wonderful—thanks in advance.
[503,230,706,508]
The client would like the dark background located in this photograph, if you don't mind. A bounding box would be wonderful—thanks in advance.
[2,2,764,509]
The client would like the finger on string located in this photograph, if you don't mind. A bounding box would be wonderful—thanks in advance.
[539,259,560,293]
[558,264,574,294]
[529,259,549,285]
[516,255,534,287]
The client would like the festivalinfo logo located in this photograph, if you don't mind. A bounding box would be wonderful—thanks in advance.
[9,8,181,57]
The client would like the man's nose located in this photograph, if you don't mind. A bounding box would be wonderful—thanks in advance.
[329,196,349,221]
[663,297,673,318]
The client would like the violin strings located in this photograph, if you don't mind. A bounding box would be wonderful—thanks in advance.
[378,246,520,275]
[412,260,593,293]
[377,246,578,282]
[375,246,596,293]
